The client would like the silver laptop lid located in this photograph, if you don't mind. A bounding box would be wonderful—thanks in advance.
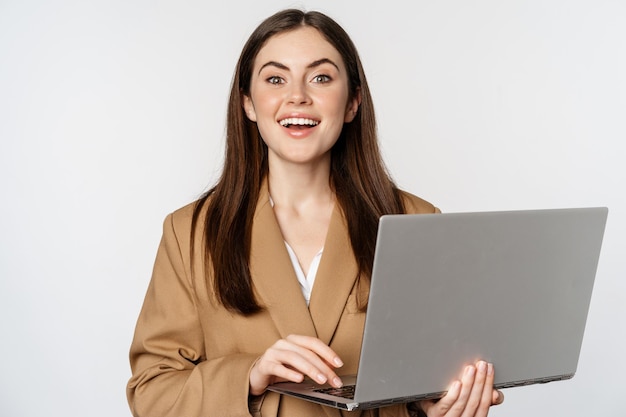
[354,207,607,403]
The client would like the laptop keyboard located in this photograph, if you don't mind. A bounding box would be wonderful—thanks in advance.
[314,384,356,399]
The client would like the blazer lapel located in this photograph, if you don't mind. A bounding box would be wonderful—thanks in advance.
[308,205,359,345]
[249,184,317,338]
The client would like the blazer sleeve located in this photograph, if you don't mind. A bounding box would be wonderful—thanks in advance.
[127,213,258,417]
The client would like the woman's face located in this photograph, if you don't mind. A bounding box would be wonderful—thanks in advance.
[243,26,360,169]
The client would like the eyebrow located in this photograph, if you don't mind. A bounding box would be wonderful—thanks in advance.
[257,58,340,75]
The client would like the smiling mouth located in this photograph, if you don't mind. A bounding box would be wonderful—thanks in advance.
[279,118,320,128]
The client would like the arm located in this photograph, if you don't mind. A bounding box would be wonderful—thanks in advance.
[126,214,257,417]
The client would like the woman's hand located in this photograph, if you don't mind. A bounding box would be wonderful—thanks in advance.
[419,361,504,417]
[249,334,344,396]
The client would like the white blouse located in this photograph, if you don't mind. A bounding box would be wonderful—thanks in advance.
[284,241,323,306]
[269,196,323,305]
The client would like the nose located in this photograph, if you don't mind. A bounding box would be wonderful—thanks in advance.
[287,81,311,105]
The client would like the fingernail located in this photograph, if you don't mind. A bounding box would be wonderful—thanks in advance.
[487,362,494,375]
[477,361,487,373]
[333,377,343,388]
[316,374,327,384]
[334,357,344,367]
[465,365,475,377]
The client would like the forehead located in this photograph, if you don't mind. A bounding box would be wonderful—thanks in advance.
[254,26,344,69]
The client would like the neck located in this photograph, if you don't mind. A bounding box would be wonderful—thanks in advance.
[267,157,334,209]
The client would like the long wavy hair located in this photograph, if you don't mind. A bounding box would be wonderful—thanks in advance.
[191,9,405,315]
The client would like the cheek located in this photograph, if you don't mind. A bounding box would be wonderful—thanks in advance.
[320,92,351,124]
[251,88,282,113]
[330,87,351,109]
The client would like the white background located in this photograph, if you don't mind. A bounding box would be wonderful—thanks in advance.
[1,1,624,416]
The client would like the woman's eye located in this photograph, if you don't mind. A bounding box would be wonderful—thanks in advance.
[312,74,331,83]
[267,76,284,85]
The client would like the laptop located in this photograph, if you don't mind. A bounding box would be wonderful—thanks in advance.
[268,207,608,411]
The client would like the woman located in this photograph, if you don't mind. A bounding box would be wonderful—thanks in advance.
[127,9,504,417]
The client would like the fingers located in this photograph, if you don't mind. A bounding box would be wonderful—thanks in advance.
[471,362,494,417]
[420,380,461,416]
[492,389,504,406]
[420,361,497,417]
[460,361,498,417]
[282,335,344,385]
[285,335,344,370]
[249,335,344,396]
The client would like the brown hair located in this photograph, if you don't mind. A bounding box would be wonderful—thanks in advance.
[191,9,405,315]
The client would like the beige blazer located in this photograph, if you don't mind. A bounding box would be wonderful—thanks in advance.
[127,183,438,417]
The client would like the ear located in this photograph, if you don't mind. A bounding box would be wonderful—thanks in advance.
[344,88,362,123]
[242,94,257,122]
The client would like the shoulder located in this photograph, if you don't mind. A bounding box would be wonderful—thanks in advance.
[169,199,201,224]
[162,197,211,242]
[398,190,441,214]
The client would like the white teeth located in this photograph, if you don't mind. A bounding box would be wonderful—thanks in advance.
[279,118,319,127]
